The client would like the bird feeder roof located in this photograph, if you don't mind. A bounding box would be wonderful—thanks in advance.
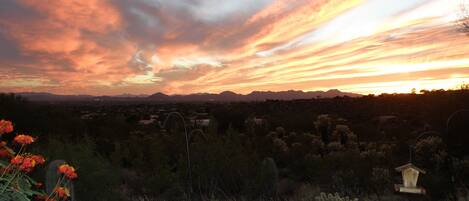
[395,163,426,174]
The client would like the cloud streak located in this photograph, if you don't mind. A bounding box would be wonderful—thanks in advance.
[0,0,468,95]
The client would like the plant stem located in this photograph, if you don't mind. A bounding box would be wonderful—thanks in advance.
[0,168,21,193]
[0,145,24,179]
[47,174,65,199]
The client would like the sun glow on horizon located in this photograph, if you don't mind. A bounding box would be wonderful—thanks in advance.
[0,0,468,95]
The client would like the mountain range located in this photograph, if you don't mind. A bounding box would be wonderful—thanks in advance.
[13,89,361,102]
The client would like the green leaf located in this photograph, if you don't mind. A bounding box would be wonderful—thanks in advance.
[0,195,12,201]
[0,160,8,167]
[22,174,40,185]
[10,191,31,201]
[17,176,32,193]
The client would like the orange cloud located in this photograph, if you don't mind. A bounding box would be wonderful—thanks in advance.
[1,0,468,95]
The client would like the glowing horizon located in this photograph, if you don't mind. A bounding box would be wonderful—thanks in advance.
[1,0,469,95]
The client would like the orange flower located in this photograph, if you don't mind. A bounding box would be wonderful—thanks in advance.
[54,187,70,198]
[10,155,39,172]
[14,134,35,145]
[0,141,13,158]
[58,164,78,180]
[19,157,37,172]
[31,155,46,165]
[10,155,24,165]
[0,148,11,158]
[0,120,13,135]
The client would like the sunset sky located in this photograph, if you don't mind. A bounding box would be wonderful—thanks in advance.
[1,0,469,95]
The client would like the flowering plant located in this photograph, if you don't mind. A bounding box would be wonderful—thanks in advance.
[0,119,77,201]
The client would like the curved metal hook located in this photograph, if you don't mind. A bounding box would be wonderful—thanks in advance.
[446,109,469,134]
[409,131,440,163]
[159,111,193,200]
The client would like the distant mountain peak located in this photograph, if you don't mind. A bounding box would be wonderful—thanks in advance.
[220,91,237,95]
[153,92,167,95]
[14,89,361,102]
[149,92,168,96]
[148,92,169,100]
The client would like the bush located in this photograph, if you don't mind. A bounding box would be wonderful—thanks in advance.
[36,137,121,201]
[0,119,77,201]
[315,192,358,201]
[257,157,278,198]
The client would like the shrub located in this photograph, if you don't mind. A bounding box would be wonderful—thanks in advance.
[257,157,278,197]
[315,192,358,201]
[0,119,77,201]
[36,137,121,201]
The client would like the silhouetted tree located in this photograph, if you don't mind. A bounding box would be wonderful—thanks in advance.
[460,2,469,33]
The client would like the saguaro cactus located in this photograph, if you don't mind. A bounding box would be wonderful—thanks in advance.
[46,159,76,201]
[315,115,332,145]
[259,157,279,197]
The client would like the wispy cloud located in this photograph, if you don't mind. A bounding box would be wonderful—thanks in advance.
[0,0,468,95]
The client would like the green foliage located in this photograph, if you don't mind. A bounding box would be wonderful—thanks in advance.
[332,125,357,146]
[452,158,469,190]
[415,136,453,200]
[0,173,44,201]
[257,157,279,198]
[415,136,447,170]
[37,137,122,201]
[290,184,321,201]
[369,168,391,200]
[45,160,75,201]
[4,90,469,200]
[315,115,333,145]
[190,131,260,198]
[315,192,358,201]
[0,118,53,201]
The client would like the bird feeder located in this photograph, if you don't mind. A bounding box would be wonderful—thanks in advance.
[394,163,426,194]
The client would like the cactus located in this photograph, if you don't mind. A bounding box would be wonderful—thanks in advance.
[315,114,332,145]
[46,159,76,201]
[334,125,350,145]
[315,192,358,201]
[258,157,279,197]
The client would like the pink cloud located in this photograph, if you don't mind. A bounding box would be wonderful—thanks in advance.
[0,0,468,95]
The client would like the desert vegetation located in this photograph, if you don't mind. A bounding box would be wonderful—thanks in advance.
[0,119,77,201]
[0,89,468,201]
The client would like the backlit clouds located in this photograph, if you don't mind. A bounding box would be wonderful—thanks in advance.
[0,0,468,95]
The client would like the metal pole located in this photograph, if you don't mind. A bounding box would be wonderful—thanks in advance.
[446,110,469,136]
[163,112,193,200]
[409,145,413,163]
[445,109,469,199]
